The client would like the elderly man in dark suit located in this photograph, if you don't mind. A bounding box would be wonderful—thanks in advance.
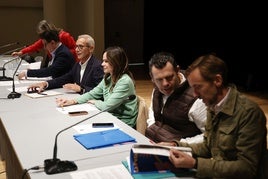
[27,34,103,94]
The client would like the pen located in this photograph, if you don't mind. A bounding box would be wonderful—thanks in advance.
[38,92,47,95]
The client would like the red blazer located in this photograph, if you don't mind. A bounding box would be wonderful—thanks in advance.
[21,30,78,61]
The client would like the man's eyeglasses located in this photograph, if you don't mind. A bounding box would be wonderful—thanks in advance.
[75,45,89,50]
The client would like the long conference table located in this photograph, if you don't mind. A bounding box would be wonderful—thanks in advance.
[0,72,151,178]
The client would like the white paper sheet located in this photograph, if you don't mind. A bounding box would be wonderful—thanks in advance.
[24,90,62,98]
[69,164,133,179]
[56,103,98,114]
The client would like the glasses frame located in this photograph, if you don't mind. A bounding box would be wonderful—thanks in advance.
[75,45,89,51]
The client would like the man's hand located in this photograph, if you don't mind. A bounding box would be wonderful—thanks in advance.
[169,149,196,168]
[63,83,81,92]
[18,70,27,80]
[27,82,47,93]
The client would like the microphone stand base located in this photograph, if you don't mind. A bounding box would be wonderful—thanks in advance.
[0,76,13,81]
[44,159,78,175]
[7,92,21,99]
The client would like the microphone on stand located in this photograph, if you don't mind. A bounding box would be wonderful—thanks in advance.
[44,95,136,175]
[0,56,19,81]
[1,45,26,56]
[7,54,29,99]
[0,42,19,50]
[0,45,27,81]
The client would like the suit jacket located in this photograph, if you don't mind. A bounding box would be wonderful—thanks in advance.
[46,55,104,93]
[27,44,75,79]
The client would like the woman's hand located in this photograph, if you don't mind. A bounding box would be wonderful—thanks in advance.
[11,51,23,56]
[87,100,96,105]
[56,98,76,107]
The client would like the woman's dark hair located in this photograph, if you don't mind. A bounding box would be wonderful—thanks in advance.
[103,46,135,91]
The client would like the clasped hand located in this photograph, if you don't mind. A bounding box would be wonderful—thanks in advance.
[27,82,47,93]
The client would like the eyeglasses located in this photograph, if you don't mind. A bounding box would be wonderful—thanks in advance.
[75,45,89,50]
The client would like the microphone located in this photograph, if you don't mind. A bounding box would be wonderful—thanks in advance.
[7,54,29,99]
[0,45,26,56]
[44,95,136,175]
[0,45,27,81]
[0,42,19,49]
[0,46,29,81]
[0,56,20,81]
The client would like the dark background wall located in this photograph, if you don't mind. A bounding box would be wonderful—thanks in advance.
[0,0,266,91]
[143,1,267,91]
[104,0,144,63]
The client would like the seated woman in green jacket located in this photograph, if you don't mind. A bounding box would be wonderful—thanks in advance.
[56,46,138,128]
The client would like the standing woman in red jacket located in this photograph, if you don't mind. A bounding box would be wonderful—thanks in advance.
[12,20,78,65]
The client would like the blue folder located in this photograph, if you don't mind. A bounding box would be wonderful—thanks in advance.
[73,129,136,149]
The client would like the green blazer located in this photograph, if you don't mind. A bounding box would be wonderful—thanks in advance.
[76,74,138,127]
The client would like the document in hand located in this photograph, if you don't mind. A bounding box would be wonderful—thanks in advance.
[73,129,136,149]
[129,144,193,175]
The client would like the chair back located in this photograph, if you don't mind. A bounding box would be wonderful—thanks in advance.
[136,95,149,135]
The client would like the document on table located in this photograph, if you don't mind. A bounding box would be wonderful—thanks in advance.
[24,90,62,98]
[69,164,133,179]
[56,103,98,114]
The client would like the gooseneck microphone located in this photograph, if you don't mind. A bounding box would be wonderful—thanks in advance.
[1,45,26,55]
[0,45,27,81]
[0,56,20,81]
[44,95,136,175]
[0,42,19,49]
[7,54,29,99]
[7,56,23,99]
